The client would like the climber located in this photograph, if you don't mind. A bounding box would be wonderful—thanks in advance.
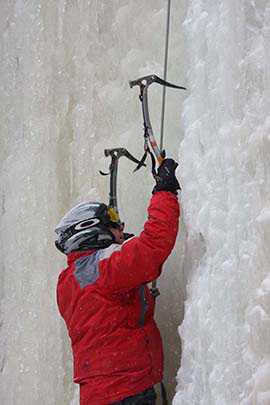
[55,158,180,405]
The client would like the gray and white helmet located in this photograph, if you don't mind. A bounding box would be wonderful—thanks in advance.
[55,201,121,254]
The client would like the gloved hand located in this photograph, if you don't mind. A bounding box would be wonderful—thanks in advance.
[152,158,181,194]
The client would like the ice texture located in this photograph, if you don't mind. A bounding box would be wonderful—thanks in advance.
[1,0,269,404]
[0,1,187,404]
[173,1,270,404]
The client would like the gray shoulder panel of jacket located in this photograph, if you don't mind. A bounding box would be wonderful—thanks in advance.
[74,238,136,289]
[74,253,101,289]
[99,243,121,261]
[98,237,135,261]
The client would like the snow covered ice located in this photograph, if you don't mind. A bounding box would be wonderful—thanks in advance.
[0,1,270,405]
[173,1,270,404]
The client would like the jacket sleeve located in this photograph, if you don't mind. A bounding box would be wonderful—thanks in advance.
[98,191,180,292]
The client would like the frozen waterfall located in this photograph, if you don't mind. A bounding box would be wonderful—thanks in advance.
[0,1,270,405]
[174,1,270,404]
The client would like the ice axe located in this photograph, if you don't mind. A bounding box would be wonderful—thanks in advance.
[99,147,145,214]
[130,74,186,304]
[129,74,186,178]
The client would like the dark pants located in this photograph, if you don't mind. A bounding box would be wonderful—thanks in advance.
[110,387,156,405]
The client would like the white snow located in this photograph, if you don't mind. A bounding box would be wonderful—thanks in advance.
[1,1,270,404]
[173,1,270,404]
[0,1,186,404]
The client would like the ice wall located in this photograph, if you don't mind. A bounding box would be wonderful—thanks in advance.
[174,1,270,404]
[0,1,187,404]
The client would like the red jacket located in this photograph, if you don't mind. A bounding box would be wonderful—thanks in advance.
[56,191,180,404]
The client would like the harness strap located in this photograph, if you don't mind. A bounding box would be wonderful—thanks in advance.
[160,382,168,405]
[138,284,148,328]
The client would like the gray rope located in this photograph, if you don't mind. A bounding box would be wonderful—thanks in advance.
[152,1,172,301]
[160,0,172,151]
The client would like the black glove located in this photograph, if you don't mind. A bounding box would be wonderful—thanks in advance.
[152,158,181,194]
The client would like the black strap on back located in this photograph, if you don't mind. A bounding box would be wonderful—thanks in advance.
[160,382,168,405]
[138,284,148,328]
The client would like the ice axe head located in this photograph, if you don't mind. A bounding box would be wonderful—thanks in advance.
[99,147,146,212]
[129,74,187,91]
[103,148,146,166]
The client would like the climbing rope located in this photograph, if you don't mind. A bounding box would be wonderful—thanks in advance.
[160,0,172,151]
